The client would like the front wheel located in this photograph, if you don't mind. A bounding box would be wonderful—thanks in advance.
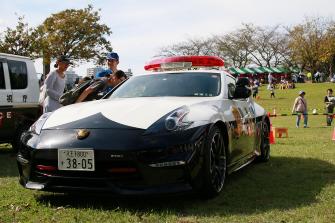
[257,121,270,162]
[201,125,227,198]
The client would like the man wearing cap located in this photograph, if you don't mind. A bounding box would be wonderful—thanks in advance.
[292,90,308,128]
[43,55,72,113]
[95,52,119,78]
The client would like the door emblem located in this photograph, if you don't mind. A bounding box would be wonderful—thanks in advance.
[77,129,90,140]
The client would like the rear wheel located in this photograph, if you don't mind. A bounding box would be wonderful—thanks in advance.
[201,125,227,198]
[257,121,270,162]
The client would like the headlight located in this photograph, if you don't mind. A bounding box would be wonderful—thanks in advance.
[29,112,52,135]
[165,107,193,131]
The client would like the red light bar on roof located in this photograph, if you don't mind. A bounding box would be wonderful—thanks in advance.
[144,55,224,71]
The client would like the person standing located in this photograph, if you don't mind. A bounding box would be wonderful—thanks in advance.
[252,81,259,98]
[269,84,275,98]
[268,73,275,85]
[43,56,72,113]
[324,89,335,126]
[292,90,308,128]
[95,52,119,78]
[314,71,320,83]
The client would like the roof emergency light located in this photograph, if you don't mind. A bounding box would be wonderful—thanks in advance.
[144,56,224,71]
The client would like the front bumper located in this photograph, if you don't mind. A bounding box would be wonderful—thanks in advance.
[17,125,209,195]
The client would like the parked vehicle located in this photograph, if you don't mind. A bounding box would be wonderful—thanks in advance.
[0,53,40,151]
[17,56,270,198]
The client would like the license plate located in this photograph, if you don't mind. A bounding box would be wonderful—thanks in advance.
[58,149,95,171]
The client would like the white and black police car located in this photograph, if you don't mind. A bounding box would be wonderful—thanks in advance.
[0,53,40,152]
[17,55,270,198]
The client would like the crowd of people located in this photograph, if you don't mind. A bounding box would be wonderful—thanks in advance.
[249,72,335,128]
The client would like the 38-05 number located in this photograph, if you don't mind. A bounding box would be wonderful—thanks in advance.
[66,158,93,169]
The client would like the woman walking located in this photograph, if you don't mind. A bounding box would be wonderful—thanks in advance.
[292,90,308,128]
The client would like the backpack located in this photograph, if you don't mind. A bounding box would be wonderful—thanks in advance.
[59,79,94,106]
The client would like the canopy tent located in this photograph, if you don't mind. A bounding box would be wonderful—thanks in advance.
[276,67,290,73]
[249,67,264,74]
[258,67,274,73]
[227,66,294,76]
[228,67,246,75]
[269,67,282,73]
[240,67,256,74]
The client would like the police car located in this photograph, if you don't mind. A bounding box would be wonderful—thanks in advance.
[0,53,40,151]
[17,56,270,197]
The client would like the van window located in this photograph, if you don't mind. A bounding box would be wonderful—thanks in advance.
[8,60,28,89]
[0,62,5,89]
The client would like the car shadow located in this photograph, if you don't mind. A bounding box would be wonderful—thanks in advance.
[36,156,335,216]
[0,144,18,177]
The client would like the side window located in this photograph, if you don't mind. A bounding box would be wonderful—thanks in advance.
[8,60,28,89]
[226,76,236,98]
[0,62,5,89]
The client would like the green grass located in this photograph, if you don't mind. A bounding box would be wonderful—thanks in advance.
[1,83,335,222]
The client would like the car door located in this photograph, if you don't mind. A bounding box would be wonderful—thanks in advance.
[0,59,14,140]
[235,97,256,156]
[224,75,256,163]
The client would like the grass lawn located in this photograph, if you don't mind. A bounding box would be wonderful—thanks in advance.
[1,83,335,223]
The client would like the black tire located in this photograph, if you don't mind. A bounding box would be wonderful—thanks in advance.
[201,125,227,198]
[11,123,31,153]
[257,121,270,162]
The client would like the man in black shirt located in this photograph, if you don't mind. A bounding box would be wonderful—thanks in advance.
[324,88,335,126]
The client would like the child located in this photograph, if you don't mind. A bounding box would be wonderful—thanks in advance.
[269,84,275,98]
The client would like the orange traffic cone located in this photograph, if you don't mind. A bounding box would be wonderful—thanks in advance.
[267,112,275,144]
[269,123,275,144]
[332,127,335,141]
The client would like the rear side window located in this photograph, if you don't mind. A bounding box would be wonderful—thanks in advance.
[0,62,5,89]
[8,60,28,89]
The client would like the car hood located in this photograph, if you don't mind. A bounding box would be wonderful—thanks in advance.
[43,97,213,130]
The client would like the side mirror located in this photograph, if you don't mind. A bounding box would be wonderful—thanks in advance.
[233,78,251,99]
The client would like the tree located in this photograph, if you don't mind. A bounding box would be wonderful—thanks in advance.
[322,21,335,76]
[158,38,216,57]
[288,17,331,74]
[158,23,291,69]
[213,25,255,67]
[36,5,112,74]
[0,16,39,57]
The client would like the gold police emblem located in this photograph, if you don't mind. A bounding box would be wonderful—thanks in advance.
[77,129,90,140]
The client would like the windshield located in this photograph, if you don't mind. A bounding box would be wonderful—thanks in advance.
[109,72,221,98]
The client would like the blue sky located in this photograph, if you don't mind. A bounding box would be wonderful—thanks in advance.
[1,0,334,76]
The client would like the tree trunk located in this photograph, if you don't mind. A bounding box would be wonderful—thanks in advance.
[43,55,51,76]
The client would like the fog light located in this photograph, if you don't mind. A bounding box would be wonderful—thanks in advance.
[149,161,185,167]
[25,181,45,190]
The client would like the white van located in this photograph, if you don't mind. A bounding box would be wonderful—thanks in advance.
[0,53,40,151]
